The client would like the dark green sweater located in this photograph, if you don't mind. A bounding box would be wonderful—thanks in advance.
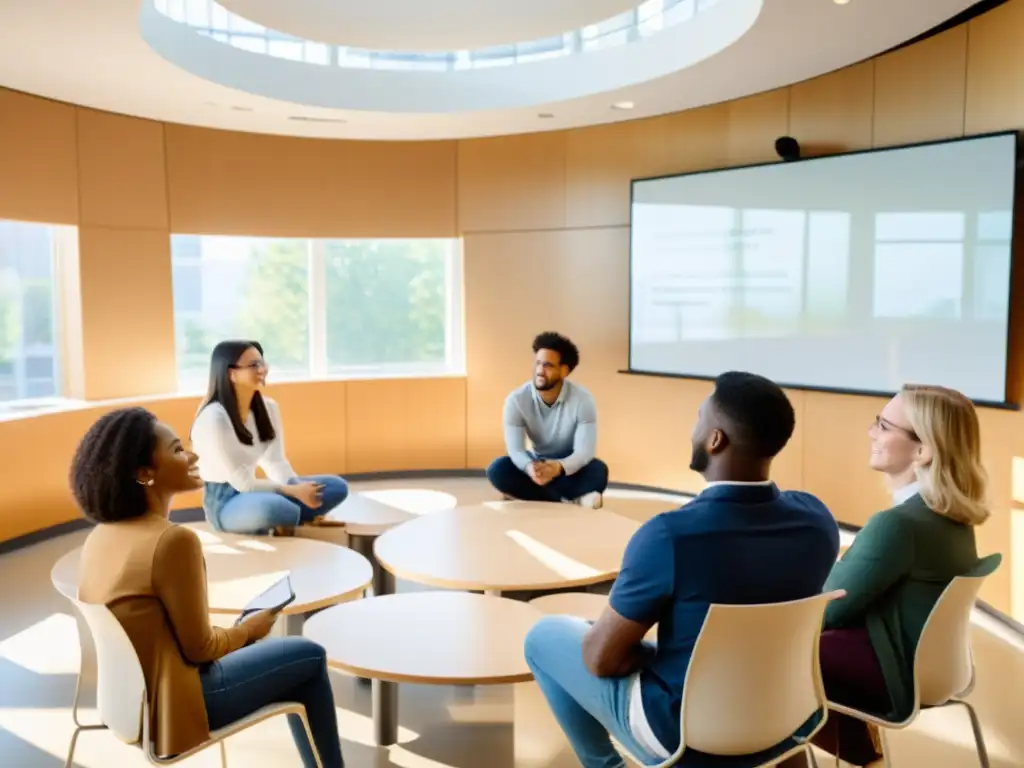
[823,493,978,721]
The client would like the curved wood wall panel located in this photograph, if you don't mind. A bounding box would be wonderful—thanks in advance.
[76,109,169,230]
[789,61,875,154]
[965,0,1024,135]
[0,90,78,225]
[457,131,568,233]
[724,90,790,166]
[165,125,458,237]
[3,1,1024,612]
[873,26,968,147]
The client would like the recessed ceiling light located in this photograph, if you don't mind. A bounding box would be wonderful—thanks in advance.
[537,112,555,119]
[611,101,635,110]
[288,115,348,124]
[833,0,850,4]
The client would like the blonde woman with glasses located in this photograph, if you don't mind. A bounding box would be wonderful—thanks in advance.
[778,384,988,768]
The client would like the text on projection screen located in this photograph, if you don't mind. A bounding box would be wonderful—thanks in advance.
[628,134,1015,402]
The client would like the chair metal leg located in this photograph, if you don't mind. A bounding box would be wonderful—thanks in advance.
[66,670,108,767]
[64,727,79,768]
[219,739,228,767]
[64,723,107,768]
[952,700,991,768]
[70,670,92,728]
[71,633,100,728]
[296,711,324,768]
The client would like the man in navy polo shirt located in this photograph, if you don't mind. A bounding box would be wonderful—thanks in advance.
[523,371,840,767]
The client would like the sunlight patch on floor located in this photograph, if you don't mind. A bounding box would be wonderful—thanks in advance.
[361,489,458,516]
[905,705,1014,762]
[0,612,80,675]
[389,744,461,768]
[0,704,423,766]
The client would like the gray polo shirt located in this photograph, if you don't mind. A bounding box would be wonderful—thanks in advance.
[502,379,597,476]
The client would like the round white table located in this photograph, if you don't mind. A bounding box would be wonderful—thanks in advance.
[322,492,420,597]
[303,591,543,746]
[323,491,419,537]
[51,523,373,634]
[373,501,640,594]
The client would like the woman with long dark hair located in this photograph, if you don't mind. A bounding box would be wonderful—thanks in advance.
[190,340,349,535]
[73,407,345,766]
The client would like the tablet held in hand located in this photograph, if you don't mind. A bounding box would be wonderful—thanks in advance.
[234,573,296,625]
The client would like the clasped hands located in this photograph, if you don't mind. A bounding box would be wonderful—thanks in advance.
[527,459,564,486]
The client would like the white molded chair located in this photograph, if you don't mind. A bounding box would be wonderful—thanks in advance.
[820,554,1001,768]
[64,598,322,767]
[620,590,845,768]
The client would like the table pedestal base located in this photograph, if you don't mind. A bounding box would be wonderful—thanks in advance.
[349,533,396,597]
[372,679,399,746]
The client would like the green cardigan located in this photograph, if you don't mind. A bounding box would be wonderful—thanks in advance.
[823,493,978,721]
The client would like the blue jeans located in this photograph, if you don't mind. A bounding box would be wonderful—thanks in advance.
[524,615,661,768]
[203,475,349,534]
[487,456,609,503]
[200,637,344,768]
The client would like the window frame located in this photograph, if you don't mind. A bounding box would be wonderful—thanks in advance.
[0,219,72,410]
[171,235,466,393]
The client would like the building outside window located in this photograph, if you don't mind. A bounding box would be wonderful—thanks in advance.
[0,219,68,406]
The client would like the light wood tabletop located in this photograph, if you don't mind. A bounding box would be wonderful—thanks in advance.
[303,591,543,685]
[529,591,658,641]
[529,591,612,621]
[323,491,419,537]
[373,501,640,592]
[50,523,373,616]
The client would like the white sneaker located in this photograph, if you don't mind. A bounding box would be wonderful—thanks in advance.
[575,492,603,509]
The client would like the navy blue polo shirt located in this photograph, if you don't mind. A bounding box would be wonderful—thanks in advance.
[609,482,840,754]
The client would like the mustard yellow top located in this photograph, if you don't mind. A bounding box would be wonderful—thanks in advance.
[78,513,251,757]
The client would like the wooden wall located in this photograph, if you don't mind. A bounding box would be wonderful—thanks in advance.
[3,0,1024,613]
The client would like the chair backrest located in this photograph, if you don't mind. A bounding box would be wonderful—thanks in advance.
[70,598,147,744]
[678,590,843,757]
[913,553,1001,708]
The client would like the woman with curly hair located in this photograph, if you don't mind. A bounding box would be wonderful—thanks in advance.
[72,407,344,766]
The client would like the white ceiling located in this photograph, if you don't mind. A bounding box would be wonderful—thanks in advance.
[0,0,982,141]
[218,0,642,50]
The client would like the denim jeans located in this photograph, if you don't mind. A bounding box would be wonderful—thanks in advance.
[203,474,349,534]
[486,456,609,503]
[200,636,344,768]
[524,615,661,768]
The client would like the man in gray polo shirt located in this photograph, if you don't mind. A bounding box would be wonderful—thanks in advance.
[486,331,609,509]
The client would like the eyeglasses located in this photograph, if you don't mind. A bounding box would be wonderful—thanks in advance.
[873,415,919,442]
[230,360,268,371]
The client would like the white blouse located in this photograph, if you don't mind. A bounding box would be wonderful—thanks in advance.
[190,398,297,492]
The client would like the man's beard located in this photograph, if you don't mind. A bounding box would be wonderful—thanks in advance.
[689,443,710,473]
[534,376,557,391]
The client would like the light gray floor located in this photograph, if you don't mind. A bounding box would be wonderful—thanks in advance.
[0,477,1022,767]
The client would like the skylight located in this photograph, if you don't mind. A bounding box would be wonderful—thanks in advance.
[154,0,720,71]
